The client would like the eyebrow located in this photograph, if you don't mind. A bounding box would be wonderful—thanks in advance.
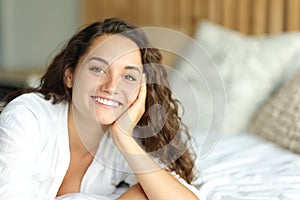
[88,57,109,65]
[124,66,141,73]
[88,56,141,73]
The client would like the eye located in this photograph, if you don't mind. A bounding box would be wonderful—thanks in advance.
[89,66,106,74]
[123,74,136,81]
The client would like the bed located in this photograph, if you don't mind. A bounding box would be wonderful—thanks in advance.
[194,134,300,200]
[166,2,300,199]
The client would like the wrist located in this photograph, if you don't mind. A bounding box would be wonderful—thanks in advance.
[111,132,141,153]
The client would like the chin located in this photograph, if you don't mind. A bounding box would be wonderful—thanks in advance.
[94,108,123,123]
[95,117,115,125]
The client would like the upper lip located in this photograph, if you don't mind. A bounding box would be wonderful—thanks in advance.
[91,96,122,107]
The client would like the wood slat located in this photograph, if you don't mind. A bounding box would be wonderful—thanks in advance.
[99,0,112,20]
[207,0,222,24]
[237,0,251,34]
[193,0,207,19]
[268,0,284,34]
[192,0,208,35]
[286,0,300,31]
[127,0,138,23]
[223,0,236,29]
[152,0,165,25]
[136,0,152,26]
[251,0,268,35]
[179,0,194,34]
[165,0,177,27]
[81,0,98,24]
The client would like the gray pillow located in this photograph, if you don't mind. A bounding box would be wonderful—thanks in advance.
[249,71,300,153]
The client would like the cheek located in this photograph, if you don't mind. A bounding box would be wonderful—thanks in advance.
[72,71,99,111]
[73,71,98,94]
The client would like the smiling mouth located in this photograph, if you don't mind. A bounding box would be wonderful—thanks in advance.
[91,96,121,108]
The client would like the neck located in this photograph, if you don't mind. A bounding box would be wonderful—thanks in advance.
[67,102,108,156]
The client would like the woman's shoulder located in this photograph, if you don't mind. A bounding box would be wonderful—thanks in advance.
[9,92,51,105]
[0,92,69,137]
[3,92,68,115]
[1,93,68,121]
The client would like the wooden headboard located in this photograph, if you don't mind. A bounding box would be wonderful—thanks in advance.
[81,0,300,36]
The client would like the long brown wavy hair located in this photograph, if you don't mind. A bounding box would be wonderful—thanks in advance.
[1,18,196,183]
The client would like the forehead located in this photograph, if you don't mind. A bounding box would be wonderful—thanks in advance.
[85,34,141,63]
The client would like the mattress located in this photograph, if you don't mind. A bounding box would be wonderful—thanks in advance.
[194,134,300,200]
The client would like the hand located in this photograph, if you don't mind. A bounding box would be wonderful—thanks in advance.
[117,184,148,200]
[109,74,147,147]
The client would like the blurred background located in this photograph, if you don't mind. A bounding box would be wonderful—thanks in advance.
[2,2,300,198]
[0,0,300,90]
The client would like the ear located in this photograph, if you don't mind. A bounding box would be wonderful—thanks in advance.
[64,67,74,88]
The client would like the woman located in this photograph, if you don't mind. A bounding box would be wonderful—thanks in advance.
[0,18,201,199]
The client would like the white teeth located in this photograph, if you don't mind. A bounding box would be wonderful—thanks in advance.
[94,97,120,107]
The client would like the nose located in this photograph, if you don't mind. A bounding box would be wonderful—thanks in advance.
[98,74,119,94]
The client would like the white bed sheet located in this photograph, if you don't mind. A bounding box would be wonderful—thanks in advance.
[194,134,300,200]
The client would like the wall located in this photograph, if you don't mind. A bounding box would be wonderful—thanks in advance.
[0,0,80,70]
[82,0,300,36]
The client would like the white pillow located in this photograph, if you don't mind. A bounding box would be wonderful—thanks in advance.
[171,20,300,136]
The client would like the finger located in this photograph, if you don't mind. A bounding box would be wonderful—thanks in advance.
[137,73,147,106]
[127,74,147,123]
[113,74,147,135]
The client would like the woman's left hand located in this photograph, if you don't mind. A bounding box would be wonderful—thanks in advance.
[109,74,147,147]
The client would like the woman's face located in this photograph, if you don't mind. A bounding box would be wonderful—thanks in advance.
[69,34,143,125]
